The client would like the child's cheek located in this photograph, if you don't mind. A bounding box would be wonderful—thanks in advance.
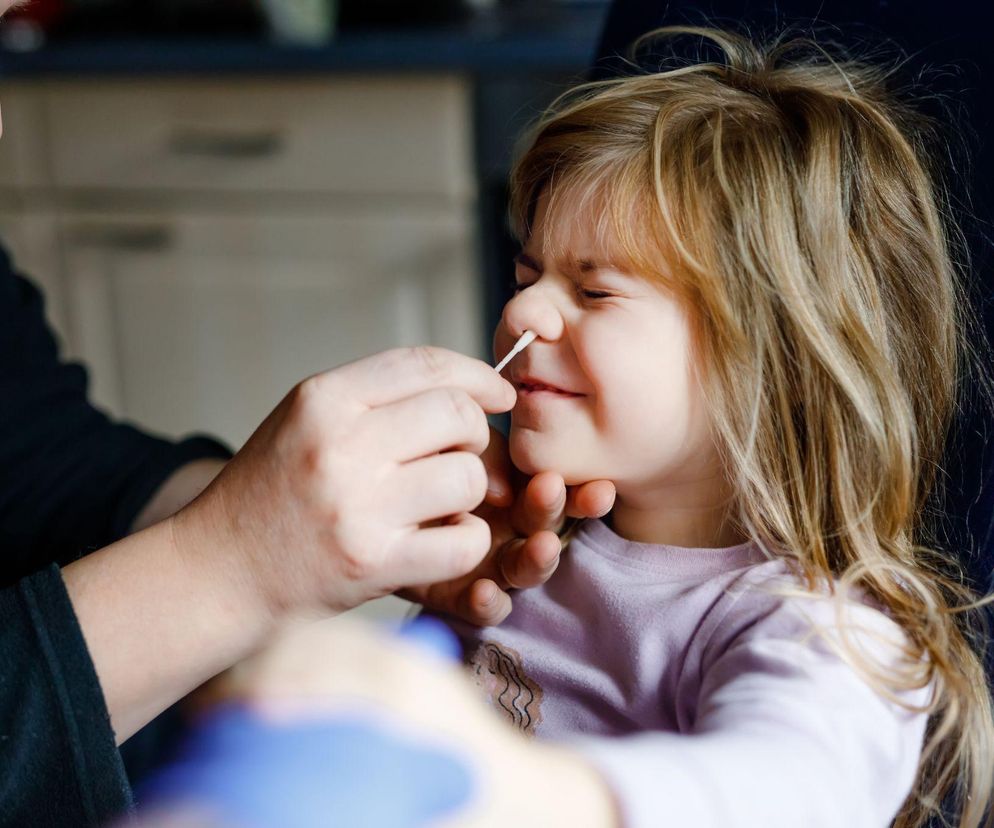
[573,327,641,412]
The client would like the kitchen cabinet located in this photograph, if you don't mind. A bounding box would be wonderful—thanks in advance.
[43,77,473,199]
[0,74,484,623]
[0,75,482,443]
[0,83,49,190]
[59,208,480,446]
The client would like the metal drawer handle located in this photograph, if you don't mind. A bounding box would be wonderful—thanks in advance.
[67,224,174,252]
[167,129,285,159]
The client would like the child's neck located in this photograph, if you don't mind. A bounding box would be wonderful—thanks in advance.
[608,482,745,549]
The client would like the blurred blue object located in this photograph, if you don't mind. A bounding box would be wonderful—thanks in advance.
[139,619,472,827]
[140,703,474,828]
[398,614,463,661]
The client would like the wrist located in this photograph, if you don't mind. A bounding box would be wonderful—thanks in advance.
[63,512,284,743]
[131,457,228,532]
[168,497,280,650]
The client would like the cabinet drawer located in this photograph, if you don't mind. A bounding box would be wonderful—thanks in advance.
[44,76,474,199]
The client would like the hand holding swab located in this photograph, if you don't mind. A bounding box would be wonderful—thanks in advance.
[494,330,537,373]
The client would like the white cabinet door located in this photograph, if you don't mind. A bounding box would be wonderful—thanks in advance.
[60,208,484,448]
[0,84,50,191]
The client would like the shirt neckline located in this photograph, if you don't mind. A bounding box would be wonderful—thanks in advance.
[574,517,772,579]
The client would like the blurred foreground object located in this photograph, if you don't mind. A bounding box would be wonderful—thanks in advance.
[134,618,617,828]
[139,705,474,828]
[137,619,474,828]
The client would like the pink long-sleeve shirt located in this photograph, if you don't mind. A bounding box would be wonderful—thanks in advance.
[442,518,930,828]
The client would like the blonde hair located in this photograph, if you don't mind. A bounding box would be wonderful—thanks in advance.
[509,27,994,828]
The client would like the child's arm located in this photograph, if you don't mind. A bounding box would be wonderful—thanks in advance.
[175,600,922,828]
[575,598,930,828]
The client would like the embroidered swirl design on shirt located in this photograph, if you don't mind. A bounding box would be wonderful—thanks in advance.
[466,640,543,735]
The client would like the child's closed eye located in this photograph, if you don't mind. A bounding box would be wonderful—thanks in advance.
[509,279,616,301]
[579,288,614,300]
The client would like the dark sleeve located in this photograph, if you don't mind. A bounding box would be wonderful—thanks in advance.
[0,564,132,825]
[0,243,232,584]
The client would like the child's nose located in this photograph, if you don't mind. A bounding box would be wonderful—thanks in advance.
[502,284,565,343]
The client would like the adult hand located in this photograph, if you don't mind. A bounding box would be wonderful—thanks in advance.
[173,346,516,622]
[65,346,519,744]
[402,428,617,626]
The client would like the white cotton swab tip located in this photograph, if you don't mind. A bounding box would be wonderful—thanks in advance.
[494,330,537,373]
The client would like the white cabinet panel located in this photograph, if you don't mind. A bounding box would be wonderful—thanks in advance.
[61,209,483,448]
[0,85,50,192]
[45,76,474,200]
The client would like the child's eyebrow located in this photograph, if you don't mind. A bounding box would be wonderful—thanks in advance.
[571,256,627,276]
[514,250,625,276]
[514,250,614,273]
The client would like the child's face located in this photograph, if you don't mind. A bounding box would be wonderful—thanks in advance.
[497,189,720,496]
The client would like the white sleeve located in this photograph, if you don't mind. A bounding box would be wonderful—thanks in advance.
[572,601,930,828]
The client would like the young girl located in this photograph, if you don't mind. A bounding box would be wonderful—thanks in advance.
[438,26,994,828]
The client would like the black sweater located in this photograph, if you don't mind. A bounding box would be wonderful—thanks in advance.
[0,244,230,825]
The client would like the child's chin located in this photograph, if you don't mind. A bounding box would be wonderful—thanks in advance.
[509,434,585,480]
[508,440,544,476]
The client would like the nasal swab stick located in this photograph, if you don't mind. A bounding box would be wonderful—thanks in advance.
[494,330,537,373]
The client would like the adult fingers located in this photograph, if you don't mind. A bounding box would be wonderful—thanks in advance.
[323,346,515,413]
[511,472,567,537]
[385,452,489,527]
[355,388,490,464]
[479,428,513,507]
[392,513,492,588]
[565,479,616,520]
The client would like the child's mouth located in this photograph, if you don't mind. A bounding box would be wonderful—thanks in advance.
[517,381,583,398]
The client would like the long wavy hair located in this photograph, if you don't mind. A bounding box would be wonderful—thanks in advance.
[508,26,994,828]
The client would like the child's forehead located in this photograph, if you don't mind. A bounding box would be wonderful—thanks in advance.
[526,190,633,270]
